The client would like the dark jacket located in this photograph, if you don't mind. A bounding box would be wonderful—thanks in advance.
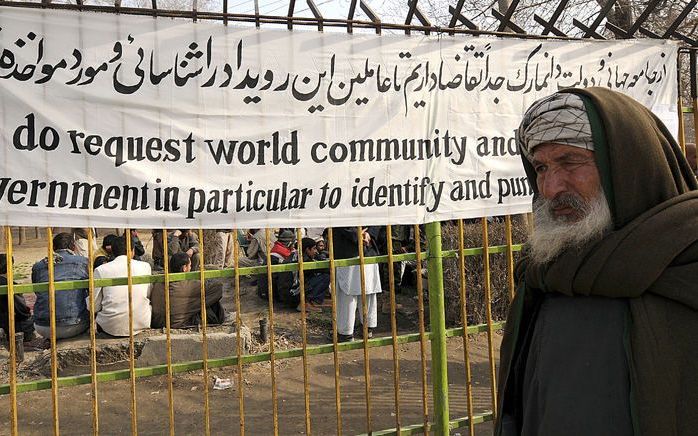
[152,231,200,265]
[31,249,89,327]
[150,279,223,329]
[0,275,35,337]
[331,227,381,259]
[497,87,698,436]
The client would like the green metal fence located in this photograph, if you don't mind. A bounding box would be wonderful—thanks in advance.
[2,222,522,435]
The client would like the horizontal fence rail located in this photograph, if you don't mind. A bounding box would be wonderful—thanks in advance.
[2,222,523,436]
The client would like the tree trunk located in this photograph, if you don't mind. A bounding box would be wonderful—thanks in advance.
[596,0,633,32]
[498,0,512,13]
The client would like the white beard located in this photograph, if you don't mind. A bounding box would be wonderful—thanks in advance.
[528,190,613,265]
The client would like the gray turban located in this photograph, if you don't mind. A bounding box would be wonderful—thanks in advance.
[516,92,594,159]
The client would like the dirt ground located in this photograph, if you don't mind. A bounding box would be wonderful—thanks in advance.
[1,229,502,435]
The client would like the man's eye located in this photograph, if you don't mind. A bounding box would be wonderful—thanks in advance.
[562,160,587,169]
[534,165,546,174]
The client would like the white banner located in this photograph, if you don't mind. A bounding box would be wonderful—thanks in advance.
[0,9,678,228]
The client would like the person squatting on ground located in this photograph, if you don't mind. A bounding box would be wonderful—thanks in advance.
[293,237,330,313]
[31,232,90,339]
[150,252,226,329]
[256,230,296,303]
[332,227,382,342]
[496,88,698,436]
[91,236,152,337]
[152,229,200,270]
[238,228,275,268]
[0,253,36,345]
[94,233,117,267]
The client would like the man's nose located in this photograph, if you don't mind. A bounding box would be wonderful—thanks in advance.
[539,169,567,199]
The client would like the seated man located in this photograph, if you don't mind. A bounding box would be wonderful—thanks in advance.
[152,229,200,270]
[293,237,330,312]
[31,232,90,339]
[150,253,225,328]
[126,229,146,261]
[94,234,117,267]
[238,228,274,267]
[91,236,152,337]
[257,230,295,302]
[314,238,329,261]
[0,254,36,344]
[170,229,200,270]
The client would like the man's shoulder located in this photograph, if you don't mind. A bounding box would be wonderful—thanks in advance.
[95,256,129,277]
[130,259,152,274]
[57,251,89,267]
[94,259,120,278]
[31,257,47,272]
[171,279,201,293]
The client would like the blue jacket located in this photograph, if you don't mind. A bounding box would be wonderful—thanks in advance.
[32,250,89,327]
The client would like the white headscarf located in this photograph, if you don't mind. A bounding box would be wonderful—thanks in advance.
[516,92,594,159]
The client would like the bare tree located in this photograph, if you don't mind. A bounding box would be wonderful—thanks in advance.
[378,0,696,41]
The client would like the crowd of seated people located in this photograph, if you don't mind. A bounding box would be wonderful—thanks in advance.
[0,230,230,344]
[0,226,418,345]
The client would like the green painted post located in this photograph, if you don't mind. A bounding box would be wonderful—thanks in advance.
[426,221,450,435]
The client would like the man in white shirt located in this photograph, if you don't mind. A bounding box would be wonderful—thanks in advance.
[91,236,152,337]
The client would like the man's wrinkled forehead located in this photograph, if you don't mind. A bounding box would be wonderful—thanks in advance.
[530,142,597,166]
[517,93,595,160]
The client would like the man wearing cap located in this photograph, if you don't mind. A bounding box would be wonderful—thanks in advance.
[496,88,698,436]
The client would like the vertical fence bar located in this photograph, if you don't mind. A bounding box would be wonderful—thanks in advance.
[86,230,99,435]
[296,230,312,435]
[232,230,245,436]
[197,229,211,435]
[679,94,687,154]
[326,228,342,436]
[457,220,475,436]
[46,227,60,436]
[356,227,373,434]
[124,229,138,435]
[413,225,429,433]
[18,227,25,246]
[4,227,18,435]
[425,221,449,436]
[385,225,401,432]
[264,228,279,436]
[678,55,687,154]
[504,215,515,301]
[162,230,175,436]
[691,50,697,168]
[481,219,498,419]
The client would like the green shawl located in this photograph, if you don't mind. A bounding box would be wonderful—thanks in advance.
[496,87,698,436]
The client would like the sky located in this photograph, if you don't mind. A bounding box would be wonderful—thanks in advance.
[229,0,391,18]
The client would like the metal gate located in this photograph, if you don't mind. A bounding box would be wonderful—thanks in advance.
[1,1,696,435]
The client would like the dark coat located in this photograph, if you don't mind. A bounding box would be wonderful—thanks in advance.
[150,279,223,329]
[331,227,381,259]
[497,88,698,436]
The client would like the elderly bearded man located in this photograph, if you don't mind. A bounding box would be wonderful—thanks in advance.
[496,88,698,436]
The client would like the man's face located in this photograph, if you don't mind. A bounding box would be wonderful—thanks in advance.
[306,246,318,258]
[182,260,192,273]
[530,143,601,222]
[527,143,613,265]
